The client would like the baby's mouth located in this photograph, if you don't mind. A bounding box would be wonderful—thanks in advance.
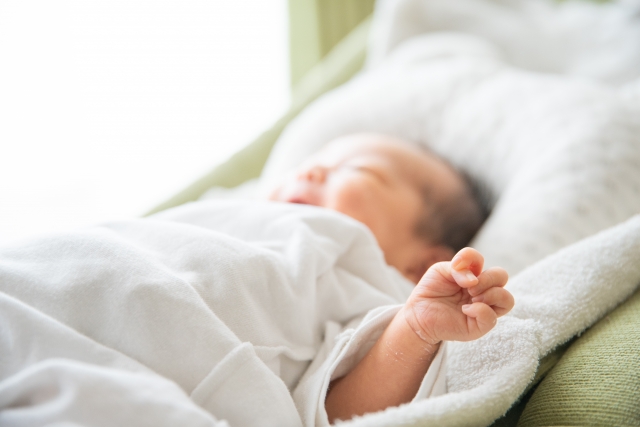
[287,197,309,205]
[286,194,320,206]
[284,182,323,207]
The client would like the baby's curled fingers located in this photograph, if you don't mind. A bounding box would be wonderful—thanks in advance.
[461,302,498,338]
[450,248,485,288]
[467,267,509,297]
[471,287,514,316]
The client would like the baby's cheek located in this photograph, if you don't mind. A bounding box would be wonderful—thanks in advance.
[327,182,374,225]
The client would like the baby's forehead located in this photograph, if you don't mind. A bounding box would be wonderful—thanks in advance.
[333,137,441,169]
[322,135,464,192]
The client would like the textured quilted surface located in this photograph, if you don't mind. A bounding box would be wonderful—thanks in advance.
[517,288,640,427]
[260,33,640,275]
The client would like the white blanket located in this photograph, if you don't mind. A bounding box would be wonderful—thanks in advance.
[0,201,448,427]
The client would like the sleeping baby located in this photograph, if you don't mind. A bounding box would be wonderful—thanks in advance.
[0,133,513,426]
[268,133,513,422]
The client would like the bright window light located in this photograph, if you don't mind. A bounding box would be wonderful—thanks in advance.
[0,0,290,244]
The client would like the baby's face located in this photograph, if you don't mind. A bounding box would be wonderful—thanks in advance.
[268,134,462,283]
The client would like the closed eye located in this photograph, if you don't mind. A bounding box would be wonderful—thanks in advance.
[353,165,389,184]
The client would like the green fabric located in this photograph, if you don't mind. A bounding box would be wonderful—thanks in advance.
[488,341,574,427]
[288,0,374,87]
[145,16,371,215]
[517,288,640,427]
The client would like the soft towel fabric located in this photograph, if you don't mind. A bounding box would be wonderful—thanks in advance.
[0,201,445,427]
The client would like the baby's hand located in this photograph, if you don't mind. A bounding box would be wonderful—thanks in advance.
[403,247,513,344]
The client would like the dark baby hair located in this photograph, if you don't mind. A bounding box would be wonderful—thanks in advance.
[415,168,489,252]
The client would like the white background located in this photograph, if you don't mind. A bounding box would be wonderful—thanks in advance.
[0,0,290,244]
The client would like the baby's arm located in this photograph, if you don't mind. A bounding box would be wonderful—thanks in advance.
[325,248,513,423]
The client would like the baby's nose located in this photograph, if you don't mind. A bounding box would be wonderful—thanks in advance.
[299,165,329,183]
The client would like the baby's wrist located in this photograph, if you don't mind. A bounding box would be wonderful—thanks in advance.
[377,309,441,371]
[399,305,441,349]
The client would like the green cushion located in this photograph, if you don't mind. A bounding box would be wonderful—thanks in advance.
[488,341,573,427]
[288,0,374,87]
[517,287,640,427]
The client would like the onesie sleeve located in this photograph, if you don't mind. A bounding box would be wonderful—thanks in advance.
[292,304,447,427]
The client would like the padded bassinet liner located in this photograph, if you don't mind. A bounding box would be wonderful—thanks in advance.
[259,30,640,276]
[367,0,640,85]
